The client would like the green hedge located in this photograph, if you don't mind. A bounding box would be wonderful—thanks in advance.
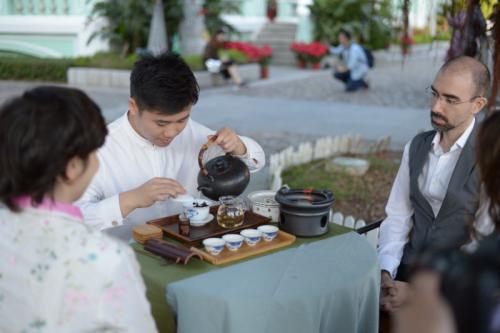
[0,52,209,82]
[182,54,204,71]
[413,31,451,44]
[0,57,72,82]
[73,52,138,69]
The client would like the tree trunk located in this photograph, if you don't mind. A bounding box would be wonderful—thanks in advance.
[179,0,205,56]
[402,0,410,65]
[148,0,168,56]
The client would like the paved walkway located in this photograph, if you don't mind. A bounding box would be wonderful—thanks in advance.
[0,51,446,192]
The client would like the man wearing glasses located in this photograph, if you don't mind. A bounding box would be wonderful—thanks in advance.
[378,56,494,312]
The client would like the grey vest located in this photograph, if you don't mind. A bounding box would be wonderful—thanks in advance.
[401,125,480,266]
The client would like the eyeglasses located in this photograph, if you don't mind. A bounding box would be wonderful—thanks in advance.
[425,86,482,107]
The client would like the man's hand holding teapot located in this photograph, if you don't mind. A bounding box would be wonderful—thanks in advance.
[208,127,247,156]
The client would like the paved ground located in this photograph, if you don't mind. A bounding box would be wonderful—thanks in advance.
[227,57,443,109]
[0,50,447,191]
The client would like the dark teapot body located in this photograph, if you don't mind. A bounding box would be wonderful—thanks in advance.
[197,144,250,200]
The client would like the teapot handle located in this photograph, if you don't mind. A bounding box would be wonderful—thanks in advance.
[198,135,218,176]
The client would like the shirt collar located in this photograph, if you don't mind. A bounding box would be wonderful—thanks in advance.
[123,112,156,149]
[15,196,83,220]
[431,118,475,154]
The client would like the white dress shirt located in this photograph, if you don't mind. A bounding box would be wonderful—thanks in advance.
[378,119,493,278]
[77,113,265,241]
[0,198,157,333]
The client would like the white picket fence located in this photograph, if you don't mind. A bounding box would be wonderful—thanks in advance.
[267,134,390,248]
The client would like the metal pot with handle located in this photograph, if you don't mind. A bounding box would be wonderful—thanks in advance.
[197,136,250,201]
[275,186,335,237]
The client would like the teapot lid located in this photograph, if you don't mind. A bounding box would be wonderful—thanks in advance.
[204,155,241,176]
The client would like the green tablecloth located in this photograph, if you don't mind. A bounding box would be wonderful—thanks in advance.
[168,232,380,333]
[133,224,359,333]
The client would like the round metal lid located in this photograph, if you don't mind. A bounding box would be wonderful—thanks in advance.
[247,190,279,207]
[275,187,334,208]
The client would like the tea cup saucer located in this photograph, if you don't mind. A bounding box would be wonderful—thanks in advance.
[190,214,214,227]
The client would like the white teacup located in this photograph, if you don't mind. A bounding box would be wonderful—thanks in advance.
[183,199,210,221]
[240,229,262,246]
[222,234,244,251]
[257,225,279,241]
[203,238,225,256]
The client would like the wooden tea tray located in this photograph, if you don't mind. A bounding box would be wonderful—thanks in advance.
[190,230,296,265]
[147,206,271,246]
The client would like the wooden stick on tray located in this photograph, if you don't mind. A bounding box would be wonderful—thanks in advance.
[144,239,203,265]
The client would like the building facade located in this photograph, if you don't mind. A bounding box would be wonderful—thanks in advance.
[0,0,106,58]
[0,0,438,59]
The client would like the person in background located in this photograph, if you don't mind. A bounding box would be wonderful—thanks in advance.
[330,28,370,92]
[203,28,246,89]
[0,87,157,332]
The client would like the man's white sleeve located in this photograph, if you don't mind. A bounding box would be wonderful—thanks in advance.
[377,142,415,279]
[76,167,124,231]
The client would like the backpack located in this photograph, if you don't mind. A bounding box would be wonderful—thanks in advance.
[362,47,375,68]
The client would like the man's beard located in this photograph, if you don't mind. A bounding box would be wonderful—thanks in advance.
[431,111,455,132]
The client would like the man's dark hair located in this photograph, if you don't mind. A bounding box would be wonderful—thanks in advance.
[440,56,491,96]
[130,52,200,115]
[338,28,352,40]
[0,86,108,211]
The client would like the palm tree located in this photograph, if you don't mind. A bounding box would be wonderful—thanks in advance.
[201,0,240,35]
[87,0,183,56]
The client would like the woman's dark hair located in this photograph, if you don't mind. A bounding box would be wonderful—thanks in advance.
[0,86,108,211]
[130,52,200,115]
[477,111,500,233]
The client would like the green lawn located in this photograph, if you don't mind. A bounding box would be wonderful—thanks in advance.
[281,153,401,222]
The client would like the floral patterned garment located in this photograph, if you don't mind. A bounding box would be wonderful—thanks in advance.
[0,198,158,333]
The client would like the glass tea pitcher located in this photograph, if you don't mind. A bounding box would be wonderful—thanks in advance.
[217,196,246,228]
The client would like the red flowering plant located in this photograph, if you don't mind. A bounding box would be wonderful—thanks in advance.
[259,44,273,67]
[400,35,414,55]
[224,41,272,67]
[304,41,329,63]
[224,41,261,62]
[290,41,309,61]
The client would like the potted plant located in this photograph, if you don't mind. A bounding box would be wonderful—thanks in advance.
[258,44,273,79]
[305,41,328,69]
[401,35,414,55]
[290,41,308,68]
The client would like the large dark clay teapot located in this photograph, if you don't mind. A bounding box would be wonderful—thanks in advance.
[197,136,250,200]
